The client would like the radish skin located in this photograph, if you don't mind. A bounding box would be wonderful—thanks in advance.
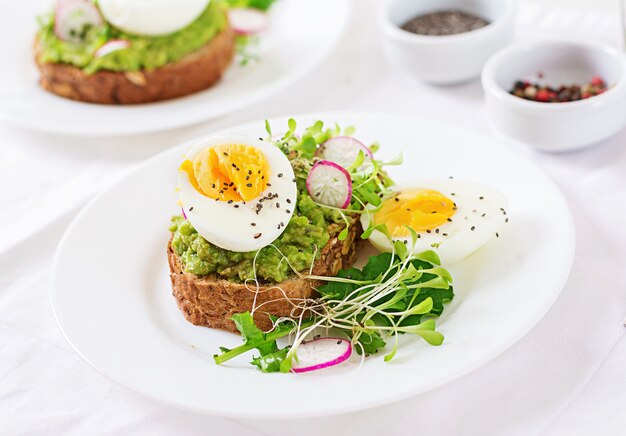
[306,160,352,209]
[291,338,352,373]
[55,0,102,42]
[228,8,268,35]
[95,39,131,58]
[317,136,373,168]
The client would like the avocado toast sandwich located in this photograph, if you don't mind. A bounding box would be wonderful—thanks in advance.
[35,0,238,104]
[168,120,395,333]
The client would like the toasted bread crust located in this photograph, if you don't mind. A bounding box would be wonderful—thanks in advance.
[34,26,235,105]
[168,222,362,333]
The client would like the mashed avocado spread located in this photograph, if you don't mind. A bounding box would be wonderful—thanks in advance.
[37,1,226,74]
[170,183,345,283]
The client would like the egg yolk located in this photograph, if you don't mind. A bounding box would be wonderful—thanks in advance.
[373,189,456,236]
[180,144,270,202]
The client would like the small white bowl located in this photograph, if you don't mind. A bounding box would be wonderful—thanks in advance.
[380,0,514,84]
[482,39,626,152]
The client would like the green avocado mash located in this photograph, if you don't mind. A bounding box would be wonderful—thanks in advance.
[169,183,345,283]
[37,1,226,74]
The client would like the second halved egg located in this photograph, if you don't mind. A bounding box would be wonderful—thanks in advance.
[361,180,508,265]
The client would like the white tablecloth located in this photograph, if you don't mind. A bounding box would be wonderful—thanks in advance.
[2,1,626,435]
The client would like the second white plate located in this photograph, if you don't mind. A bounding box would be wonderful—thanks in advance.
[0,0,349,136]
[52,112,575,418]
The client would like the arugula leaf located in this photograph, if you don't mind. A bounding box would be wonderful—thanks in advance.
[231,312,278,355]
[251,347,290,372]
[355,331,387,355]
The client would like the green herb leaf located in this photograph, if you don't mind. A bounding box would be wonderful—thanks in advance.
[231,312,278,355]
[251,347,290,372]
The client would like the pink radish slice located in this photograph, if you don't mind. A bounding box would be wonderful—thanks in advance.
[316,136,373,168]
[227,8,268,35]
[95,39,131,58]
[55,1,102,43]
[306,160,352,209]
[291,338,352,373]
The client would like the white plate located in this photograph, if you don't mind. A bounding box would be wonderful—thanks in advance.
[52,113,575,418]
[0,0,349,136]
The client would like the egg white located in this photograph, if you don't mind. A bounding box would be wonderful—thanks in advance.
[99,0,210,36]
[178,135,297,252]
[361,180,508,265]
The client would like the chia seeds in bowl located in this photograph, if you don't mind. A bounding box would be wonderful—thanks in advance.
[401,10,490,36]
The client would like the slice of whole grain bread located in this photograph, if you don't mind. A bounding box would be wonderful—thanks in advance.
[34,25,235,105]
[168,222,362,333]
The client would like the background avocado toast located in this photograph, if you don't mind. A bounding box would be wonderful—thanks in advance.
[35,0,237,104]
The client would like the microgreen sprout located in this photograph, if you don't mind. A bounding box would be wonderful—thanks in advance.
[214,228,454,373]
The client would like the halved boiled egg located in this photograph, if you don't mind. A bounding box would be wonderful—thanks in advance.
[98,0,210,36]
[177,136,297,252]
[361,180,508,264]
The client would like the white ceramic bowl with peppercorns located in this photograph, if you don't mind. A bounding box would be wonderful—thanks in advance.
[482,39,626,152]
[380,0,514,84]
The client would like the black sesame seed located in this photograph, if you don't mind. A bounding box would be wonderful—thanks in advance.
[417,234,421,238]
[251,223,256,226]
[471,226,476,231]
[496,232,499,237]
[278,173,283,178]
[286,199,292,204]
[231,163,236,168]
[267,183,271,187]
[189,206,194,211]
[451,193,456,196]
[286,209,291,214]
[481,213,486,217]
[248,170,252,175]
[246,175,250,181]
[395,198,400,202]
[254,233,262,239]
[292,178,296,182]
[276,202,280,208]
[447,218,452,222]
[426,230,431,233]
[228,200,233,204]
[223,152,228,156]
[246,183,253,187]
[336,340,342,345]
[505,218,509,223]
[435,228,440,233]
[234,205,239,208]
[443,233,448,236]
[479,196,484,200]
[229,182,234,187]
[261,176,265,180]
[211,183,216,189]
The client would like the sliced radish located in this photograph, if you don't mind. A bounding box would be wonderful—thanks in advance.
[95,39,131,58]
[316,136,373,169]
[306,160,352,209]
[291,337,352,373]
[55,0,102,43]
[227,8,268,35]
